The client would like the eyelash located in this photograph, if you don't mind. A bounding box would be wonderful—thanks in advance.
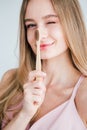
[47,21,56,24]
[26,24,37,29]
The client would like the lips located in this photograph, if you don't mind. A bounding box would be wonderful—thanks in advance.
[40,42,54,49]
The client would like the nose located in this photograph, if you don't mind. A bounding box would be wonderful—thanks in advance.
[38,25,48,41]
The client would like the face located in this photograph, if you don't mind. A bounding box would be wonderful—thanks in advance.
[25,0,68,59]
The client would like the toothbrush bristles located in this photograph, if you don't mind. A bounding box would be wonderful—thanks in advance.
[35,30,39,41]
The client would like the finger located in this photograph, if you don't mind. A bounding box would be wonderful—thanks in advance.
[32,89,44,96]
[33,79,46,88]
[33,95,42,105]
[28,70,46,81]
[23,82,32,90]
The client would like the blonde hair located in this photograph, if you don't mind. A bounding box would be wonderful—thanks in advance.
[51,0,87,75]
[0,0,87,126]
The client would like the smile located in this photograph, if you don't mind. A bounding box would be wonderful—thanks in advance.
[40,42,54,50]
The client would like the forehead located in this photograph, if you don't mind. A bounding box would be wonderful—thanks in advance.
[25,0,56,19]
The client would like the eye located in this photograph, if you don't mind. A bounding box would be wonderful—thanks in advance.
[47,21,56,24]
[26,24,37,29]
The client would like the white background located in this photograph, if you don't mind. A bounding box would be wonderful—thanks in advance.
[0,0,87,80]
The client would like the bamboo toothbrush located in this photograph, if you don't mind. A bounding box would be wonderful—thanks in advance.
[30,30,42,121]
[35,30,42,81]
[35,30,41,71]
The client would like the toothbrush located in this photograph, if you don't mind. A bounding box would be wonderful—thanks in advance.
[35,30,41,71]
[30,30,42,121]
[35,30,42,81]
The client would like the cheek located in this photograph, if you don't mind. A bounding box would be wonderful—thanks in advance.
[27,31,37,53]
[51,27,68,49]
[55,32,68,50]
[27,31,34,45]
[52,27,66,43]
[52,26,63,38]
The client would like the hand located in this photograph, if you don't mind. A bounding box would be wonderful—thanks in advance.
[22,70,46,119]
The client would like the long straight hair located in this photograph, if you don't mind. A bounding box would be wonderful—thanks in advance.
[51,0,87,75]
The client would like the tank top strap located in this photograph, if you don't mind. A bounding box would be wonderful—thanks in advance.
[71,75,84,100]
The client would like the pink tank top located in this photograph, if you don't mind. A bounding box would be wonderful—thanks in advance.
[1,75,87,130]
[28,75,87,130]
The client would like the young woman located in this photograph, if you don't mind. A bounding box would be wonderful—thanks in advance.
[0,0,87,129]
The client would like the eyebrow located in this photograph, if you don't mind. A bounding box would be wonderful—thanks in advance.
[43,14,58,19]
[24,14,58,23]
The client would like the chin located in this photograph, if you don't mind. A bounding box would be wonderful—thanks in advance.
[41,54,58,60]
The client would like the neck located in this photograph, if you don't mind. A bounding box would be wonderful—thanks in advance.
[42,50,81,88]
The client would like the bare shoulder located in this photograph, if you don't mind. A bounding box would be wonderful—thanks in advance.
[1,68,17,83]
[75,76,87,122]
